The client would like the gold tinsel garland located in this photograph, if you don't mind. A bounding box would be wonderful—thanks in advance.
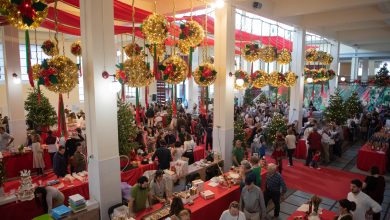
[284,71,297,87]
[141,13,169,44]
[70,41,82,56]
[44,55,78,93]
[250,70,269,88]
[32,64,41,80]
[317,51,333,64]
[2,0,48,30]
[177,40,191,55]
[123,55,154,87]
[268,71,285,87]
[234,70,251,90]
[178,20,204,55]
[124,43,142,57]
[41,40,58,56]
[277,48,292,64]
[261,45,277,63]
[193,62,217,87]
[305,48,318,62]
[146,43,166,60]
[159,55,188,84]
[242,43,262,62]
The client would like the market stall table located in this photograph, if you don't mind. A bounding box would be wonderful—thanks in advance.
[357,144,388,174]
[294,139,307,159]
[0,172,89,220]
[1,149,52,178]
[288,208,336,220]
[121,163,158,185]
[193,145,205,162]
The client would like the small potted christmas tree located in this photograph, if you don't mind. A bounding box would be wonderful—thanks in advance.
[375,63,389,86]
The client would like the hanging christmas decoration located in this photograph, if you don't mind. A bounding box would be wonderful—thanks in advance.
[268,71,285,87]
[115,63,127,84]
[251,70,269,88]
[305,48,318,62]
[124,55,154,87]
[70,41,82,56]
[304,68,336,83]
[146,43,165,59]
[32,63,41,80]
[177,40,191,55]
[284,71,297,87]
[124,42,142,57]
[317,51,333,64]
[261,45,277,63]
[41,39,58,56]
[234,70,250,90]
[193,62,217,87]
[141,13,169,44]
[277,48,291,64]
[178,20,204,54]
[159,55,188,84]
[242,43,262,62]
[1,0,48,30]
[38,56,78,93]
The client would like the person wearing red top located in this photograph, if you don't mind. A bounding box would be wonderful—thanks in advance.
[272,132,286,174]
[305,127,322,166]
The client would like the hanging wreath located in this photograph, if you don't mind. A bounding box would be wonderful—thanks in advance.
[145,43,166,60]
[261,45,277,63]
[177,40,191,55]
[250,70,269,88]
[141,13,169,44]
[124,55,154,87]
[178,20,204,54]
[193,63,217,87]
[234,70,250,90]
[159,55,188,84]
[2,0,48,30]
[317,51,333,64]
[70,41,82,56]
[242,43,262,62]
[124,43,142,57]
[284,71,297,87]
[38,56,78,93]
[268,71,285,87]
[305,48,318,62]
[277,48,292,64]
[327,69,336,80]
[41,40,58,56]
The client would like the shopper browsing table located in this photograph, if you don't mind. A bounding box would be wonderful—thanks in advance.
[219,201,246,220]
[128,176,152,217]
[34,186,65,213]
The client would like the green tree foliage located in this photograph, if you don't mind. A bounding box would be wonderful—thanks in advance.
[375,63,389,86]
[233,117,246,147]
[24,89,57,130]
[117,98,139,156]
[345,92,363,117]
[266,113,287,143]
[243,88,255,106]
[323,89,347,125]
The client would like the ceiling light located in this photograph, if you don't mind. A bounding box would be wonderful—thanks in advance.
[340,77,346,82]
[236,78,244,87]
[215,0,224,8]
[307,77,313,83]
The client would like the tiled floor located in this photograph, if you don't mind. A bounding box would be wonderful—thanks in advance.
[265,140,390,220]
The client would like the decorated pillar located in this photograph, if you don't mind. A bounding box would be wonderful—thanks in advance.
[3,26,27,146]
[80,0,121,219]
[288,28,305,126]
[350,49,359,81]
[213,3,235,171]
[361,58,369,83]
[328,41,339,95]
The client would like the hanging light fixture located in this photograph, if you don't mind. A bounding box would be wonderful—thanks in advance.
[307,77,313,83]
[236,78,244,87]
[340,76,346,82]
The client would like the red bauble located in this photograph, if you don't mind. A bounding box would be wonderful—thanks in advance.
[102,71,109,79]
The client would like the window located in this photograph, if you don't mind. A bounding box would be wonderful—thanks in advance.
[0,43,4,82]
[19,44,50,81]
[78,73,84,103]
[125,86,136,99]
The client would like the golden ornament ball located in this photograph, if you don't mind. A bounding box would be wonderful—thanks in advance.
[70,41,82,56]
[268,71,284,87]
[123,55,153,87]
[124,43,142,57]
[45,56,78,94]
[318,52,333,65]
[193,62,217,87]
[234,70,251,90]
[251,70,269,88]
[41,40,59,56]
[142,13,168,44]
[5,0,49,30]
[305,48,318,62]
[284,71,297,87]
[32,64,41,80]
[261,45,277,63]
[181,20,205,47]
[147,43,166,60]
[242,43,262,62]
[161,55,188,84]
[277,48,292,64]
[178,40,191,55]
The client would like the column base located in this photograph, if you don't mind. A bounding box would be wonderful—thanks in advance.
[212,127,234,172]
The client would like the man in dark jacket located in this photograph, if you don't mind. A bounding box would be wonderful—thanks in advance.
[146,107,155,127]
[152,140,172,170]
[53,146,68,177]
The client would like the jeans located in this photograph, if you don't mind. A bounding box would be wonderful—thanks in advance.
[264,190,281,217]
[305,148,315,166]
[287,149,295,165]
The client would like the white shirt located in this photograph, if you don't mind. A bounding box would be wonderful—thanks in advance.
[347,191,382,220]
[219,210,246,220]
[285,135,296,149]
[183,140,195,152]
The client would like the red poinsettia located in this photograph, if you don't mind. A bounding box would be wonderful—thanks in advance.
[17,1,36,19]
[163,63,175,77]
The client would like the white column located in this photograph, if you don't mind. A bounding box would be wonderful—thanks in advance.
[328,41,339,95]
[361,58,369,83]
[368,60,375,76]
[350,50,359,81]
[187,77,198,111]
[80,0,121,219]
[3,26,26,146]
[288,28,305,127]
[213,3,235,171]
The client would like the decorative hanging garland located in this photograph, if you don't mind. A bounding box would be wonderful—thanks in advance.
[305,48,318,62]
[268,71,285,87]
[124,55,154,87]
[70,41,82,56]
[145,43,166,60]
[317,51,333,64]
[193,62,217,87]
[304,68,336,83]
[41,39,58,56]
[261,45,277,63]
[1,0,48,30]
[177,40,191,55]
[250,70,269,88]
[141,13,169,44]
[159,55,188,84]
[277,48,291,64]
[283,71,297,87]
[115,63,127,84]
[32,63,41,80]
[178,20,204,55]
[124,42,142,57]
[242,43,262,62]
[234,70,250,90]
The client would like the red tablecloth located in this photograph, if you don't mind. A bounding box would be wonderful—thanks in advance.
[1,172,89,220]
[121,163,158,185]
[2,150,52,178]
[193,145,205,162]
[288,209,336,220]
[294,139,307,159]
[357,144,388,174]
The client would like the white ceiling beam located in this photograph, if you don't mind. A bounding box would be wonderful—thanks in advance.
[322,21,387,32]
[156,0,207,15]
[337,28,390,44]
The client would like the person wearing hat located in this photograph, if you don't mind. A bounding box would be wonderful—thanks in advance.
[239,174,267,220]
[152,140,172,170]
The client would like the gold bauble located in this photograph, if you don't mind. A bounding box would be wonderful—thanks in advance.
[242,43,262,62]
[146,43,166,60]
[284,71,297,87]
[251,70,269,88]
[180,20,205,47]
[5,0,48,30]
[32,64,41,80]
[305,48,318,62]
[124,43,142,57]
[41,40,58,56]
[277,48,292,64]
[45,56,78,93]
[261,45,277,63]
[317,51,333,64]
[268,71,284,87]
[178,40,191,55]
[193,62,217,87]
[123,55,153,87]
[70,41,82,56]
[160,55,188,84]
[141,13,168,44]
[234,70,250,90]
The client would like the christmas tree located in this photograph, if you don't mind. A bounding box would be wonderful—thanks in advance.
[257,92,268,104]
[233,117,246,147]
[24,89,57,131]
[243,88,255,106]
[266,113,287,143]
[323,89,347,125]
[117,98,139,156]
[375,63,389,86]
[345,92,363,117]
